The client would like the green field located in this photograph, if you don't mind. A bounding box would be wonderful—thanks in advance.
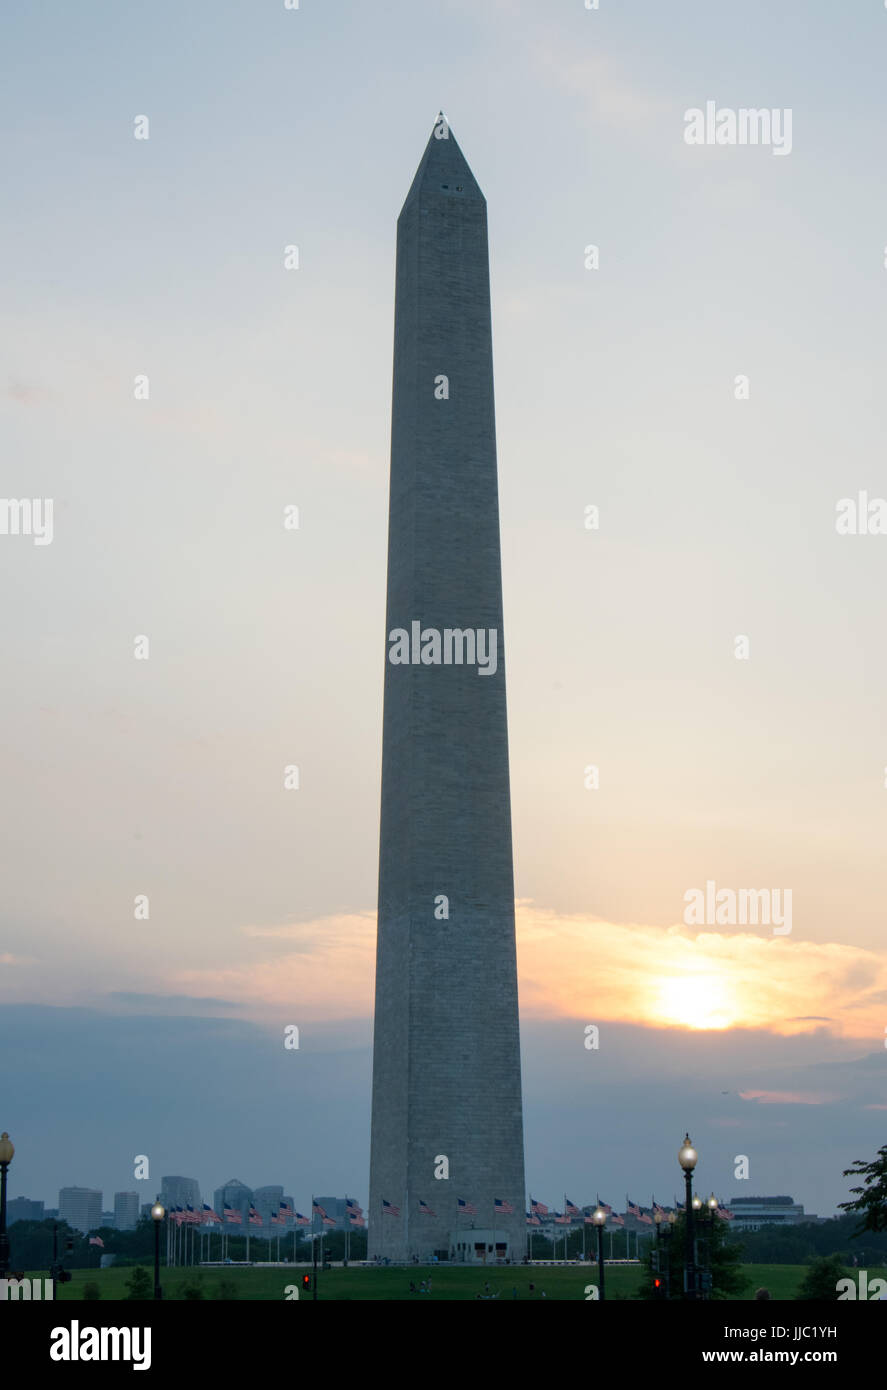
[24,1262,886,1302]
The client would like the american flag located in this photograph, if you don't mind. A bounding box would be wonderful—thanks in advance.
[294,1212,311,1226]
[279,1201,293,1216]
[457,1198,477,1216]
[494,1198,515,1216]
[382,1200,400,1217]
[565,1198,581,1217]
[249,1206,263,1226]
[271,1207,285,1226]
[526,1212,541,1226]
[417,1199,436,1217]
[627,1200,641,1219]
[312,1201,328,1221]
[597,1197,613,1214]
[203,1204,222,1224]
[717,1206,734,1221]
[609,1213,625,1227]
[349,1214,366,1228]
[652,1200,665,1216]
[345,1198,363,1216]
[186,1205,200,1225]
[553,1212,571,1225]
[224,1204,242,1225]
[173,1206,185,1226]
[322,1216,336,1227]
[530,1197,549,1216]
[89,1236,104,1247]
[638,1208,653,1225]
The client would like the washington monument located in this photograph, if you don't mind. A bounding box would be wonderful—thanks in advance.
[368,116,526,1263]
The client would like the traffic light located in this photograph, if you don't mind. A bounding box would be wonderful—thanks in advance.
[301,1274,311,1292]
[653,1276,662,1296]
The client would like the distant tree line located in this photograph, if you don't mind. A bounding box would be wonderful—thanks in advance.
[7,1217,155,1271]
[7,1218,369,1271]
[738,1215,887,1266]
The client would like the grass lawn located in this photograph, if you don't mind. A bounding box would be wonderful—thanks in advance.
[27,1261,887,1302]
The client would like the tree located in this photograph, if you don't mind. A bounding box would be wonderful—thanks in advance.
[839,1144,887,1235]
[83,1282,101,1301]
[6,1219,81,1272]
[125,1267,152,1300]
[637,1213,749,1301]
[795,1254,847,1301]
[212,1279,238,1300]
[182,1277,204,1300]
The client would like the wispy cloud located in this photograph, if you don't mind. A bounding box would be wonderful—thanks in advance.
[738,1090,840,1106]
[164,902,887,1040]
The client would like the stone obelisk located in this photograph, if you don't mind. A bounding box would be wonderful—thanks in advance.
[368,115,526,1263]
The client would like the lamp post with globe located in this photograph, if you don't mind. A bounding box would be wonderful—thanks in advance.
[592,1207,607,1302]
[151,1203,166,1300]
[679,1133,699,1301]
[0,1132,13,1277]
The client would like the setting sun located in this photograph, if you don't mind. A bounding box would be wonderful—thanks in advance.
[653,975,736,1030]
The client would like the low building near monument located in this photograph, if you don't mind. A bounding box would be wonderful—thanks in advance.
[451,1230,513,1265]
[727,1195,815,1230]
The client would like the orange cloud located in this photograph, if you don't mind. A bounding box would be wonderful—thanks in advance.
[738,1090,840,1106]
[166,902,887,1038]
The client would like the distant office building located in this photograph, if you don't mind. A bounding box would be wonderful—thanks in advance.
[160,1176,201,1211]
[727,1196,810,1231]
[313,1197,362,1232]
[7,1197,44,1224]
[101,1211,115,1227]
[58,1187,102,1235]
[253,1186,284,1226]
[213,1178,253,1221]
[140,1203,154,1221]
[114,1192,140,1230]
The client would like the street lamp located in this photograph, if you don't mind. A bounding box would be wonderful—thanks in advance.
[151,1203,165,1300]
[679,1132,698,1301]
[592,1207,606,1302]
[0,1132,14,1277]
[702,1194,718,1300]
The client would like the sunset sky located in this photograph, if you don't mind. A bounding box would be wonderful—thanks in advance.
[2,0,886,1220]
